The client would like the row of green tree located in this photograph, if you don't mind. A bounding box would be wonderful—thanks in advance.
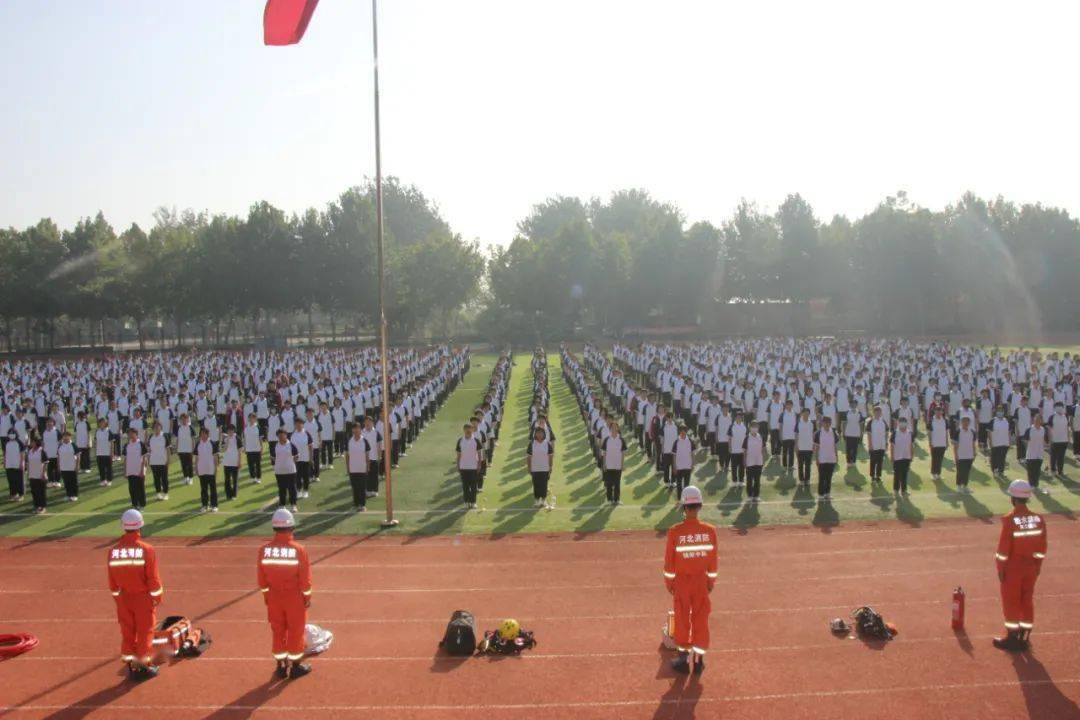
[4,185,1077,350]
[483,190,1080,339]
[0,179,484,350]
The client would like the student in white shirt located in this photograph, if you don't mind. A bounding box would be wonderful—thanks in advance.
[175,413,195,485]
[672,425,695,498]
[123,427,148,509]
[95,418,114,487]
[244,413,264,483]
[195,427,219,512]
[1047,403,1070,477]
[148,421,170,500]
[743,423,765,502]
[291,418,315,499]
[728,413,748,486]
[362,416,382,498]
[526,427,555,509]
[814,416,840,500]
[1022,415,1049,494]
[272,428,299,511]
[5,430,25,501]
[41,417,61,488]
[344,423,370,512]
[989,405,1012,476]
[75,411,92,473]
[779,400,798,470]
[456,423,482,509]
[27,435,47,513]
[952,416,977,492]
[890,417,913,495]
[601,423,627,505]
[865,406,889,482]
[221,424,241,501]
[928,407,950,480]
[57,431,79,501]
[795,408,815,486]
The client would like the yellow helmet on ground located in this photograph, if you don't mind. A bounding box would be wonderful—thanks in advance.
[498,618,520,641]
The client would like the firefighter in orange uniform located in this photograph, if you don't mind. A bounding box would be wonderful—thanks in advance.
[993,479,1048,652]
[107,509,164,680]
[663,485,718,675]
[258,508,314,679]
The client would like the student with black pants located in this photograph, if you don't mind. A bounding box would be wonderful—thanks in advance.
[815,418,840,500]
[602,427,626,505]
[891,418,913,495]
[122,428,148,509]
[272,429,299,510]
[744,425,764,503]
[795,410,814,486]
[195,429,219,512]
[244,413,264,483]
[95,420,113,487]
[526,429,554,509]
[456,424,482,509]
[58,432,79,501]
[345,424,370,512]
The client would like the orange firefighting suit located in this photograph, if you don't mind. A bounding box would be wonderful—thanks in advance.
[664,517,718,657]
[995,504,1048,633]
[107,531,164,665]
[257,530,312,662]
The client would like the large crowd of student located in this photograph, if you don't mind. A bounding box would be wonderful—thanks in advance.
[453,352,508,509]
[2,346,469,514]
[578,339,1079,503]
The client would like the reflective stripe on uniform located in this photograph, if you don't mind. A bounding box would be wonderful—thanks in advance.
[120,654,136,662]
[111,591,121,597]
[691,646,707,655]
[675,544,714,553]
[663,571,676,579]
[1012,529,1043,537]
[273,652,288,660]
[706,572,718,579]
[302,589,312,596]
[149,587,164,597]
[1033,552,1046,559]
[108,559,146,567]
[261,559,300,566]
[1004,621,1020,629]
[287,652,305,661]
[995,553,1008,561]
[1018,622,1034,629]
[260,587,270,593]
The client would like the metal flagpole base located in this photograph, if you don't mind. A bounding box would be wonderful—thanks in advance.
[380,518,400,528]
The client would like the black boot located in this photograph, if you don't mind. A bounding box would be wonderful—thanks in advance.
[1017,629,1031,651]
[670,651,690,675]
[275,660,288,679]
[692,654,705,675]
[289,661,313,679]
[992,630,1022,652]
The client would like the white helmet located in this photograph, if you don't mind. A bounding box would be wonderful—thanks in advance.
[121,509,144,531]
[1007,479,1033,499]
[680,485,703,506]
[271,508,296,529]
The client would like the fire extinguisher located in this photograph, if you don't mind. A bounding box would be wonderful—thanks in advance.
[952,586,965,630]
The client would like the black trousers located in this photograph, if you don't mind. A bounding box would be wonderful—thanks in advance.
[1074,431,1080,456]
[1026,459,1042,488]
[78,447,91,471]
[893,458,910,493]
[127,474,146,508]
[334,431,347,455]
[61,470,78,498]
[46,458,59,485]
[391,439,400,467]
[179,452,194,479]
[817,463,835,496]
[6,468,24,497]
[745,465,762,498]
[868,449,885,479]
[96,455,113,483]
[368,460,381,492]
[717,442,730,471]
[1016,438,1026,463]
[978,422,990,449]
[276,473,297,507]
[30,477,47,509]
[603,469,622,503]
[199,474,218,508]
[348,472,367,507]
[769,429,781,456]
[246,451,262,479]
[224,466,239,499]
[731,454,745,483]
[956,458,973,487]
[151,465,168,494]
[673,468,691,495]
[1049,442,1068,473]
[990,446,1008,474]
[844,436,860,464]
[930,446,947,476]
[459,469,478,504]
[662,453,674,485]
[296,461,311,491]
[531,471,550,500]
[797,450,813,484]
[781,439,795,468]
[311,450,320,478]
[321,441,333,465]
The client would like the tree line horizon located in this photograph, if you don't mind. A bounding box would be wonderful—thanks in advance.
[2,181,1077,351]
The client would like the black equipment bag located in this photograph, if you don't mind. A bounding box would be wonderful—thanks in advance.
[852,606,894,640]
[439,610,477,656]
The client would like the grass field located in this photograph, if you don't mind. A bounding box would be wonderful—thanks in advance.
[1,352,1078,538]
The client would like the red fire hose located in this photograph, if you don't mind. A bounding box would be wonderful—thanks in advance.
[0,633,39,658]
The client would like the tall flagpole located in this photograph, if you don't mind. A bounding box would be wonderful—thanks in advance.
[372,0,397,528]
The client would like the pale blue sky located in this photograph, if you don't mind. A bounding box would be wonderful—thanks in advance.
[2,0,1077,246]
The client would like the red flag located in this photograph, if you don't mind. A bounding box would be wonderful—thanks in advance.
[263,0,320,45]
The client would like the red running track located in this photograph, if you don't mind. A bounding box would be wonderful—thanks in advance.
[0,518,1078,719]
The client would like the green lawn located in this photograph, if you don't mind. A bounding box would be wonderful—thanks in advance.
[1,352,1078,538]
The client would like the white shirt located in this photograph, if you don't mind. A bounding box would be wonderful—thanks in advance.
[273,441,298,474]
[528,439,553,472]
[195,439,216,476]
[346,436,370,473]
[744,433,764,466]
[148,433,169,465]
[95,428,112,457]
[954,428,977,460]
[58,442,78,472]
[221,435,240,466]
[124,441,145,476]
[603,436,625,470]
[891,429,913,460]
[244,424,263,452]
[457,435,481,470]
